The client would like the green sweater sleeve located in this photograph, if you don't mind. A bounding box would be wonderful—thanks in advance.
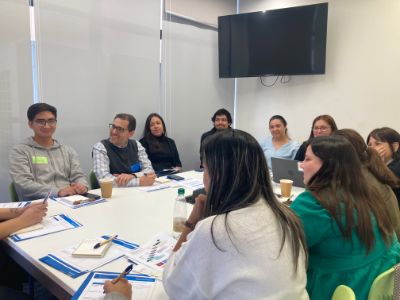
[291,191,333,248]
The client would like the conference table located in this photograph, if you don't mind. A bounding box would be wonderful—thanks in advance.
[2,170,304,300]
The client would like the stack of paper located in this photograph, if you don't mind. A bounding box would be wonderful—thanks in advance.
[125,233,176,279]
[72,271,156,300]
[40,236,139,278]
[52,195,106,209]
[136,183,170,192]
[0,201,32,209]
[9,214,82,242]
[177,178,204,190]
[12,223,44,235]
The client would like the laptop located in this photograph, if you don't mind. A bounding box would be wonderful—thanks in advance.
[271,157,305,188]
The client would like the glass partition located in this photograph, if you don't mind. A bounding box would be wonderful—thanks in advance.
[36,0,161,174]
[162,0,235,170]
[0,0,33,202]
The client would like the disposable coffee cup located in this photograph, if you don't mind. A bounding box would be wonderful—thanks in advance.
[99,178,113,198]
[280,179,293,198]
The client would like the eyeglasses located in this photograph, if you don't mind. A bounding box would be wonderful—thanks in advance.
[313,126,330,132]
[109,124,128,133]
[34,119,57,127]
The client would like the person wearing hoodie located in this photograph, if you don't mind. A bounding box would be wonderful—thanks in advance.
[9,103,89,201]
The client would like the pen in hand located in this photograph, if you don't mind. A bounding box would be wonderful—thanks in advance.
[112,264,133,284]
[43,191,51,204]
[93,235,118,249]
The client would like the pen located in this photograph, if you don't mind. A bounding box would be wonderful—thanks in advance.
[112,264,133,284]
[93,235,118,249]
[43,191,51,204]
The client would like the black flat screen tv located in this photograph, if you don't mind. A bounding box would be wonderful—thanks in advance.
[218,3,328,78]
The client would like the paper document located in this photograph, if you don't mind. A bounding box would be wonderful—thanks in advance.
[0,201,32,208]
[126,233,175,279]
[9,214,82,242]
[72,271,156,300]
[177,178,204,190]
[12,223,44,235]
[136,183,170,192]
[154,177,171,184]
[40,236,139,278]
[52,195,106,209]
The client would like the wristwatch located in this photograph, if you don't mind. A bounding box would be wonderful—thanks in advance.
[184,220,195,230]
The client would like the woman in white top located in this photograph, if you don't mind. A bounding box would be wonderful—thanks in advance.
[163,129,309,300]
[260,115,299,169]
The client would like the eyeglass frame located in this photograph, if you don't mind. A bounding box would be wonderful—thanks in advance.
[33,119,57,127]
[312,126,330,132]
[109,123,129,133]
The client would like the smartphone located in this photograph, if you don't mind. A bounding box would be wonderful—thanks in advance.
[82,192,101,200]
[185,188,206,204]
[167,174,185,181]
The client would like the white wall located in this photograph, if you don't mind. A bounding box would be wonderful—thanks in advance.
[236,0,400,143]
[168,0,236,25]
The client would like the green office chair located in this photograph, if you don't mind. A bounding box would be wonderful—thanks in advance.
[368,263,399,300]
[89,171,100,189]
[9,182,19,202]
[331,285,356,300]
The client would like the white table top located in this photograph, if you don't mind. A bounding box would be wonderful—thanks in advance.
[4,170,304,299]
[4,170,204,299]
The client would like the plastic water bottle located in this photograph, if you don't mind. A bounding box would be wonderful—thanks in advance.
[173,188,186,236]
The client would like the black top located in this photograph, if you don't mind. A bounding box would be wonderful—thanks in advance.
[294,141,308,161]
[200,128,218,146]
[101,139,138,174]
[199,128,218,167]
[139,136,181,172]
[388,158,400,205]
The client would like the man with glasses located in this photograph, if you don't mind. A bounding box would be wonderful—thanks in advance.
[92,113,155,187]
[9,103,89,200]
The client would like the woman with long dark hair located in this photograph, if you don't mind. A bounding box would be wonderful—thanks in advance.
[294,114,338,161]
[163,129,309,299]
[334,129,400,236]
[139,113,182,174]
[367,127,400,202]
[291,135,400,300]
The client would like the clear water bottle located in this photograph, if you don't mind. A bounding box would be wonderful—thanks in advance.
[173,188,186,236]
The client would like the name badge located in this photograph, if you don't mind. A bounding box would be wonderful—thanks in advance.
[32,156,48,164]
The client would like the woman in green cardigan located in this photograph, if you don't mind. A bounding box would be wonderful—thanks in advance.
[291,135,400,300]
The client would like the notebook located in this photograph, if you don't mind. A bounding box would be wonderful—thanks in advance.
[271,157,305,188]
[72,239,112,258]
[12,223,44,235]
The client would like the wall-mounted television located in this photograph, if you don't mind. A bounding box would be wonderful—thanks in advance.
[218,3,328,78]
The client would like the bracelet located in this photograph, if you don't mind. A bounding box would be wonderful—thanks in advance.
[184,220,195,230]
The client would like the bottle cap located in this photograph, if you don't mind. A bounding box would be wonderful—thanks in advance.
[178,188,185,195]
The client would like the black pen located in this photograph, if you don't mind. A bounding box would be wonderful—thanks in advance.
[93,235,118,249]
[112,264,133,284]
